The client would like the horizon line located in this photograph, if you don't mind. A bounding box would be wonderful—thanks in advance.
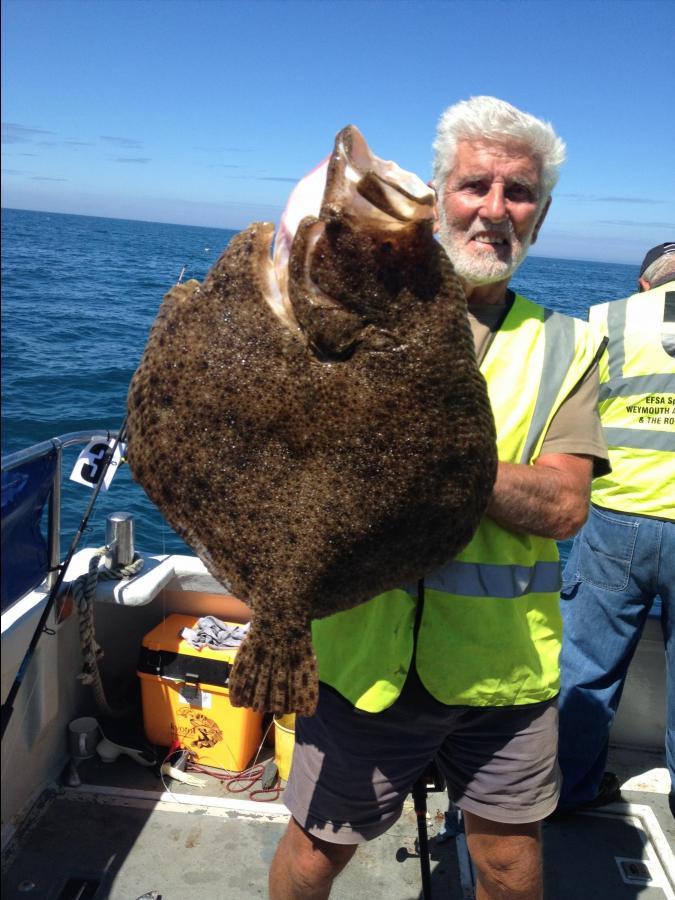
[1,205,640,269]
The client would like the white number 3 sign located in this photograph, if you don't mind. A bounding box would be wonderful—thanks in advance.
[70,437,126,491]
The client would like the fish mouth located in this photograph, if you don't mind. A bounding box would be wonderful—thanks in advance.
[258,222,302,333]
[266,125,436,335]
[260,216,355,341]
[325,125,435,229]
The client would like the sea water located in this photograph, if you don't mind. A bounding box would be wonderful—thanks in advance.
[1,207,638,558]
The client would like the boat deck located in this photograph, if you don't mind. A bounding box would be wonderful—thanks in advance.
[0,748,463,900]
[2,740,672,899]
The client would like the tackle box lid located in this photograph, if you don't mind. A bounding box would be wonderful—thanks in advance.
[137,613,246,689]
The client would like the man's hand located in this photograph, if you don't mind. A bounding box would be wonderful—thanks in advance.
[486,454,594,541]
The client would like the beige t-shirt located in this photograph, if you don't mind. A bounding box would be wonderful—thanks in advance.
[469,294,610,476]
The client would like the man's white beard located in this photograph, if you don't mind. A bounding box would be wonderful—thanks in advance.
[438,206,533,286]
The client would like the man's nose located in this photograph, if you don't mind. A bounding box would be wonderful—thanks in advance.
[480,184,507,222]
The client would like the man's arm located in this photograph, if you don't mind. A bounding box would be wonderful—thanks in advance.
[486,453,593,541]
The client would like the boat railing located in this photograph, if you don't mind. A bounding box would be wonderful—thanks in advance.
[2,431,119,591]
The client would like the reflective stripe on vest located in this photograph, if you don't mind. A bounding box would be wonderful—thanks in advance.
[312,295,605,710]
[601,427,674,452]
[520,309,576,464]
[589,283,675,519]
[599,373,674,402]
[422,558,561,597]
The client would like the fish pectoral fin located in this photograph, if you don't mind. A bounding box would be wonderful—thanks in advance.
[228,624,318,717]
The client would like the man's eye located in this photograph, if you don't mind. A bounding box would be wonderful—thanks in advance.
[507,185,536,202]
[463,181,488,194]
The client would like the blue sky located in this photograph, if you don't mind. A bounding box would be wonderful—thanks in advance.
[2,0,673,264]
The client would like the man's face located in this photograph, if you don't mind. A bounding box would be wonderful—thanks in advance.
[438,139,550,287]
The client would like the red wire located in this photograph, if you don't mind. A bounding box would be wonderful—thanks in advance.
[187,760,282,801]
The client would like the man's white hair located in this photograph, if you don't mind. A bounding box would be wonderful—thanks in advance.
[432,96,566,202]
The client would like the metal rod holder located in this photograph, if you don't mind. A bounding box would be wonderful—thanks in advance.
[106,512,135,567]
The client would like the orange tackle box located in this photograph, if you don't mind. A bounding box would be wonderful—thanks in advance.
[137,613,263,771]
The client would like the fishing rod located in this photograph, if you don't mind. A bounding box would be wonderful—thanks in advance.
[1,419,128,740]
[412,758,447,900]
[413,774,433,899]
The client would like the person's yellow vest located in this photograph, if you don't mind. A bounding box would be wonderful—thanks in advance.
[589,282,675,521]
[312,294,605,711]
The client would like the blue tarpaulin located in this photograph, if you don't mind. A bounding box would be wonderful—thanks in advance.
[1,450,57,612]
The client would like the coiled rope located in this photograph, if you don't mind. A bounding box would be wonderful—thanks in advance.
[71,549,144,717]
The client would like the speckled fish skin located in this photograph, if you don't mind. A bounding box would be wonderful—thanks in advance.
[126,125,497,716]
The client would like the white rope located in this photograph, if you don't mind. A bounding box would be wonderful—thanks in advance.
[71,549,144,717]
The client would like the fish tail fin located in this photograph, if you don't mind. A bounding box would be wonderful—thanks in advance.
[229,628,318,717]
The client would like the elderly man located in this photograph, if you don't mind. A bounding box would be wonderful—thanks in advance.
[269,97,608,900]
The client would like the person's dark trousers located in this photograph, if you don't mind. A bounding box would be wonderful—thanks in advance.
[557,504,674,810]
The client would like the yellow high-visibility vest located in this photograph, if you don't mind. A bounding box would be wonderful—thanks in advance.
[312,295,605,710]
[589,282,674,520]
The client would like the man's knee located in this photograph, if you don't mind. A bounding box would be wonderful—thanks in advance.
[270,817,358,899]
[463,812,542,899]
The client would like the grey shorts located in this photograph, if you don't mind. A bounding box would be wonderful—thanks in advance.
[283,672,560,844]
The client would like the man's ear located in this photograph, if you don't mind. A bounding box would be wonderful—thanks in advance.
[638,276,651,292]
[531,196,552,245]
[428,180,440,235]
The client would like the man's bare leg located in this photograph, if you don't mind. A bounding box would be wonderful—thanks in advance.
[269,816,358,899]
[463,811,543,900]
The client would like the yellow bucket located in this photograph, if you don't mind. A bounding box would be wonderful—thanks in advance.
[274,713,296,782]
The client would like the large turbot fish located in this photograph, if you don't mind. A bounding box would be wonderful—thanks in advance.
[126,126,497,716]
